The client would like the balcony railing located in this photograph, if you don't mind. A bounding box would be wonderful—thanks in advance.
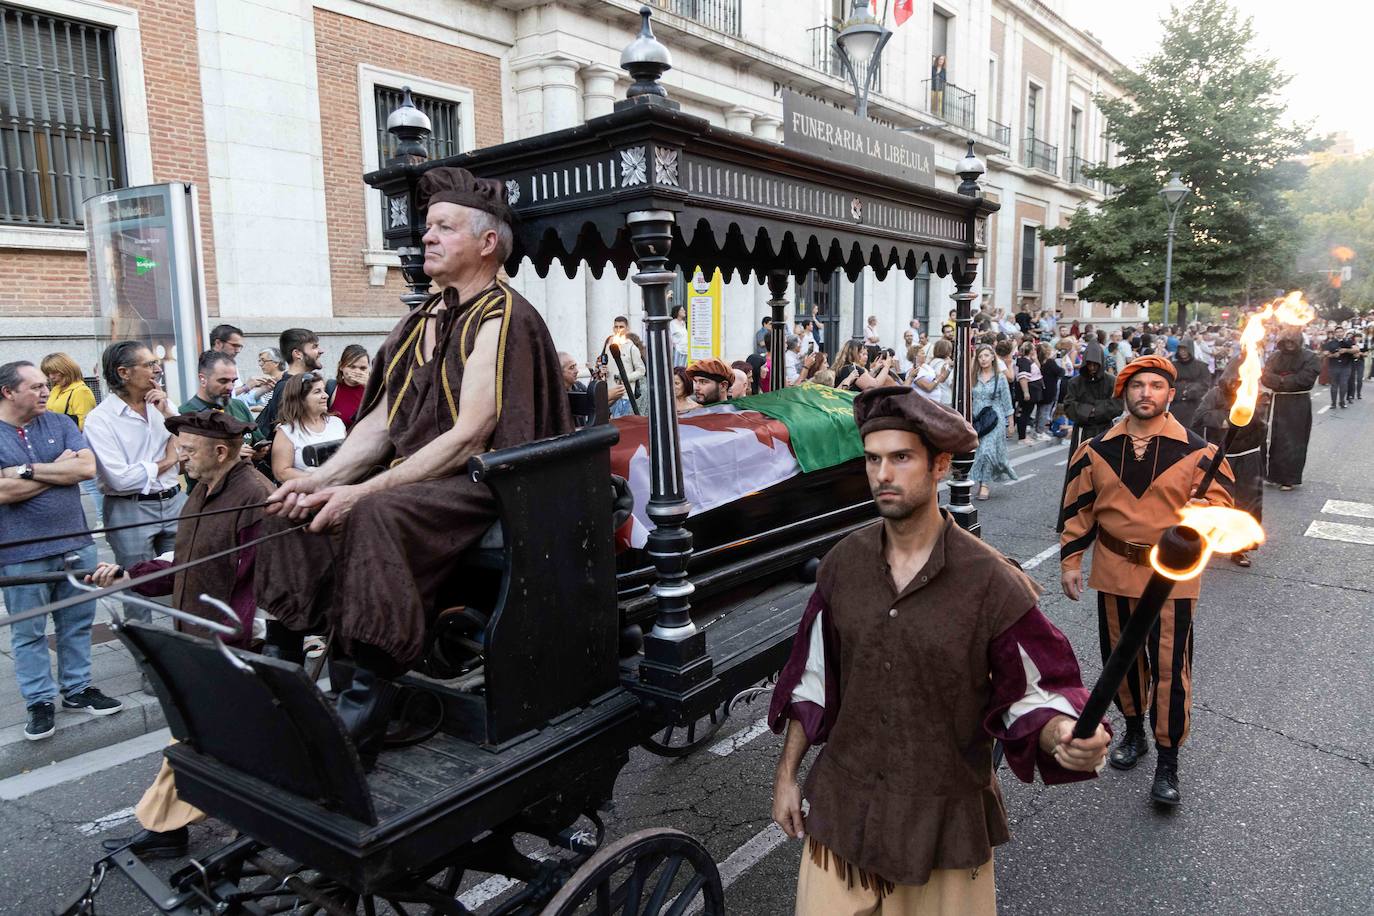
[987,119,1012,147]
[807,24,883,93]
[654,0,741,36]
[922,80,976,131]
[1021,136,1059,174]
[1064,154,1097,189]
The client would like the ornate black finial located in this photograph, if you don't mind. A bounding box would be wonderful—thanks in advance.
[386,86,432,166]
[955,139,986,197]
[616,6,679,111]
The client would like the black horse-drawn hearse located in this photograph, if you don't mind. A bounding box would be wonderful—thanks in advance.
[36,10,995,914]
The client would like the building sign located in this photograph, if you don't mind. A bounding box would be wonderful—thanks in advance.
[687,266,722,361]
[85,183,208,406]
[781,89,935,188]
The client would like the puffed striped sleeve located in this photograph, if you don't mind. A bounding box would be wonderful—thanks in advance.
[1059,440,1098,573]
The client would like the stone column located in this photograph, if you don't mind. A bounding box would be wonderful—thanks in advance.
[724,106,755,134]
[584,63,625,361]
[753,115,782,142]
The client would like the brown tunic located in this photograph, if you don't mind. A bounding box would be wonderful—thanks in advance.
[256,280,572,666]
[799,516,1040,886]
[131,460,274,645]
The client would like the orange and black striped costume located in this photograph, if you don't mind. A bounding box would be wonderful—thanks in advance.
[1059,414,1233,749]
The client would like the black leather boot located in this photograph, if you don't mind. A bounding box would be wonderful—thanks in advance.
[335,665,400,770]
[1108,716,1150,770]
[1151,748,1181,806]
[101,826,189,859]
[261,621,306,666]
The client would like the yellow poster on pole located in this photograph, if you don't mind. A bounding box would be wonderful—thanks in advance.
[687,266,722,361]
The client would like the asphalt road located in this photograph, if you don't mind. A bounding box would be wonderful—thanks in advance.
[2,393,1371,915]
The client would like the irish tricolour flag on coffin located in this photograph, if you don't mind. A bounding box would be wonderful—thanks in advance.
[610,384,863,548]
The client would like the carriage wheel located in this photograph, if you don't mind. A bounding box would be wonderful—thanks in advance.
[639,703,727,758]
[540,828,724,916]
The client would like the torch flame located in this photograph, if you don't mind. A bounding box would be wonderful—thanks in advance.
[1231,291,1316,427]
[1149,506,1266,581]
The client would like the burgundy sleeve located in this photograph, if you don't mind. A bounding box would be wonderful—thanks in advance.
[984,606,1110,785]
[127,559,174,597]
[767,589,839,745]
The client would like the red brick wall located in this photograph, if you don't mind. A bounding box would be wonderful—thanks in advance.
[0,0,219,319]
[313,7,504,318]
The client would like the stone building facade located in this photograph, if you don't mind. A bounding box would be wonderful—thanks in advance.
[0,0,1144,373]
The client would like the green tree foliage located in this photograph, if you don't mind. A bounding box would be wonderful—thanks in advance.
[1288,154,1374,315]
[1041,0,1312,327]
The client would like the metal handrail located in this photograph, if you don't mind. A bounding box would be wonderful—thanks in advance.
[987,120,1011,146]
[654,0,741,36]
[1021,136,1059,173]
[922,79,976,130]
[806,24,883,93]
[1065,154,1097,189]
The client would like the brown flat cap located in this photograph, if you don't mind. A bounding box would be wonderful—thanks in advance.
[165,409,254,441]
[685,357,733,383]
[417,166,514,226]
[853,386,978,454]
[1113,354,1177,398]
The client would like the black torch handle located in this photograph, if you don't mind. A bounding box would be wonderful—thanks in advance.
[0,567,103,588]
[1071,571,1177,739]
[1191,423,1240,500]
[608,345,641,416]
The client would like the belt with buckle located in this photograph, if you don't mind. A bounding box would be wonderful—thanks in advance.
[134,485,181,502]
[1097,529,1152,566]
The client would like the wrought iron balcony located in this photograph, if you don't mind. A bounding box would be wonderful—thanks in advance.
[922,80,976,131]
[654,0,741,37]
[1064,154,1097,189]
[987,119,1012,147]
[1021,136,1059,174]
[807,24,883,93]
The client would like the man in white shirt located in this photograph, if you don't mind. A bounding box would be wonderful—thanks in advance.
[83,341,186,620]
[784,335,803,385]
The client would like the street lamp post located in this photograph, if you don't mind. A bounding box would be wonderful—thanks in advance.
[833,0,892,341]
[1159,171,1190,327]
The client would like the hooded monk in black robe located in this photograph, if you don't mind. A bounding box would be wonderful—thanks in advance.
[257,167,571,759]
[1261,332,1319,488]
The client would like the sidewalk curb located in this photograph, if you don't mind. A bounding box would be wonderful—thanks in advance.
[0,690,165,780]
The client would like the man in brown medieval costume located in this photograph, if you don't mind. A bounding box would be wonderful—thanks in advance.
[769,387,1111,916]
[87,410,275,860]
[1060,355,1233,807]
[259,166,571,760]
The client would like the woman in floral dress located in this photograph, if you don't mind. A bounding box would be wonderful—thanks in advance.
[970,344,1018,500]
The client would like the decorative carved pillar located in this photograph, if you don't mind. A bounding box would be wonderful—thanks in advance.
[767,271,790,389]
[946,259,980,535]
[629,209,712,696]
[949,140,989,536]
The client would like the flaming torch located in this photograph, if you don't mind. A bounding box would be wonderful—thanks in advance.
[1191,291,1316,499]
[1072,507,1264,739]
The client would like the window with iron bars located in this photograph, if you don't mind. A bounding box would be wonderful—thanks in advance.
[0,5,125,229]
[373,85,463,242]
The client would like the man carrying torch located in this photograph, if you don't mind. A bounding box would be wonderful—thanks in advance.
[1059,354,1235,806]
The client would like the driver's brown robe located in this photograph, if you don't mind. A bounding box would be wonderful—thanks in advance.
[257,280,572,667]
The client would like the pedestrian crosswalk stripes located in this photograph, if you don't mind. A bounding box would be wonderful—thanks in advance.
[1320,499,1374,520]
[1303,520,1374,547]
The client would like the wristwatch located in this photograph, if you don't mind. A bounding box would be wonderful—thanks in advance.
[17,463,34,480]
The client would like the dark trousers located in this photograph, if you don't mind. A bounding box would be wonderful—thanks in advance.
[1097,592,1194,749]
[1329,362,1352,407]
